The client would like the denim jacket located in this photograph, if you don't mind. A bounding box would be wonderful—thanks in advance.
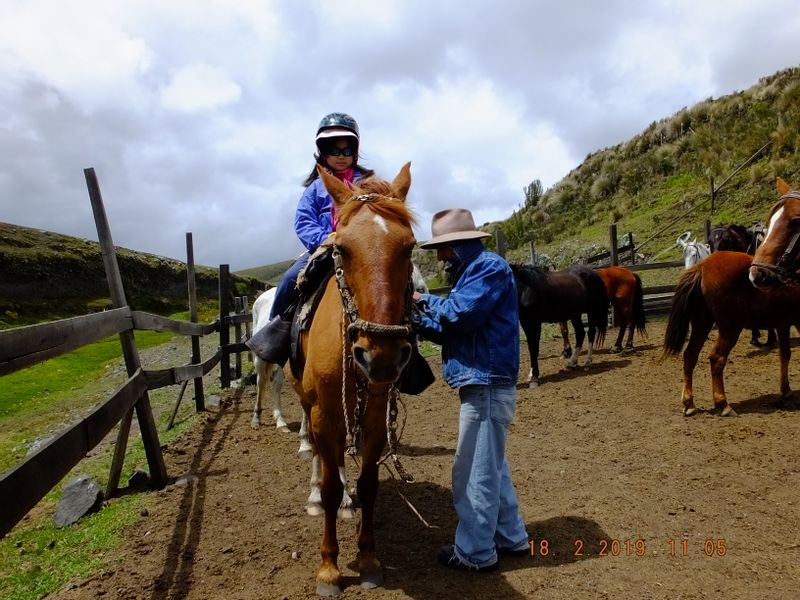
[414,244,520,388]
[294,170,364,251]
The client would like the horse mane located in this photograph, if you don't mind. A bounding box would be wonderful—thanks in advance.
[510,263,546,288]
[336,176,415,228]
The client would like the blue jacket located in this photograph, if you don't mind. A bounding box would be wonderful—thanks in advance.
[414,243,520,388]
[294,170,365,251]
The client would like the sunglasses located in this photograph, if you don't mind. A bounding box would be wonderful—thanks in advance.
[325,146,355,157]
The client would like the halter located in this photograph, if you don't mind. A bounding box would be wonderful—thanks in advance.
[750,191,800,285]
[331,192,416,466]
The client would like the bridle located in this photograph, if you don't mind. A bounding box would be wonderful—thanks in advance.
[331,193,415,343]
[750,191,800,285]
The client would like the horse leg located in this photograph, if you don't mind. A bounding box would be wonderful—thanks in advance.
[252,358,266,428]
[558,321,573,358]
[354,401,388,589]
[583,322,595,369]
[314,431,345,596]
[621,303,635,351]
[611,306,625,353]
[681,320,712,416]
[765,328,777,349]
[566,317,583,368]
[269,363,289,432]
[298,410,313,460]
[709,328,741,417]
[524,321,541,387]
[777,326,793,403]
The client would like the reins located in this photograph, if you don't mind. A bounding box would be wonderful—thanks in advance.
[331,193,416,481]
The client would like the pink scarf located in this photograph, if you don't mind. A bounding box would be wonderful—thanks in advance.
[330,168,355,228]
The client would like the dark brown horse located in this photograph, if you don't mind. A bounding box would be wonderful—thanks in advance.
[664,179,800,417]
[512,264,607,387]
[290,164,416,595]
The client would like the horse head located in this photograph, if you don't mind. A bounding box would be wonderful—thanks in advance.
[750,178,800,289]
[319,163,416,384]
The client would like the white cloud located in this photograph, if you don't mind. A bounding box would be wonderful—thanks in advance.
[160,64,241,111]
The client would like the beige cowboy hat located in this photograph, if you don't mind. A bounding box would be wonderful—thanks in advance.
[419,208,491,249]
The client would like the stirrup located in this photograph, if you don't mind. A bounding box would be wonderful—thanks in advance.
[245,315,292,366]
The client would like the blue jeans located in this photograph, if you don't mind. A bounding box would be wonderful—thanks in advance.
[269,253,309,319]
[452,384,529,567]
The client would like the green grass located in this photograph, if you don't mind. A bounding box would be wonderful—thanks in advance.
[0,306,220,599]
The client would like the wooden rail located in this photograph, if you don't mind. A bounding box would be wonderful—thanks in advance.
[0,168,253,539]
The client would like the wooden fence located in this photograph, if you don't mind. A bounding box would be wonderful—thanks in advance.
[0,168,251,538]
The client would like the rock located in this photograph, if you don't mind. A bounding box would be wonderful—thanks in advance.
[54,475,104,527]
[207,395,221,408]
[174,474,199,487]
[128,469,151,488]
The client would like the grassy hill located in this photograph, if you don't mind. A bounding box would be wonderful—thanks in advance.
[234,259,295,286]
[487,66,800,268]
[0,222,266,328]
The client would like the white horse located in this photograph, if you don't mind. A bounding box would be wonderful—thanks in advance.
[676,231,711,269]
[249,265,428,517]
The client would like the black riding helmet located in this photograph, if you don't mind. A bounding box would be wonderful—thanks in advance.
[315,112,360,156]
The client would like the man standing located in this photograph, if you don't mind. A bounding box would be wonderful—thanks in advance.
[413,208,529,572]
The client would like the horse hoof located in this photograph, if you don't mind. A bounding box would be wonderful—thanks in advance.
[683,407,697,417]
[250,419,260,429]
[316,582,342,597]
[306,503,324,517]
[720,405,738,417]
[528,380,539,389]
[298,449,313,461]
[338,507,356,519]
[360,572,384,589]
[277,425,290,433]
[610,345,622,354]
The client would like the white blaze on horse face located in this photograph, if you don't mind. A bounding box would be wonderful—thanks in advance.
[372,214,389,234]
[764,206,785,246]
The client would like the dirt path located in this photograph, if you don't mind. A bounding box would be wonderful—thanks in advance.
[48,320,800,599]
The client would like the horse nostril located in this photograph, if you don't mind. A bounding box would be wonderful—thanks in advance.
[353,346,369,370]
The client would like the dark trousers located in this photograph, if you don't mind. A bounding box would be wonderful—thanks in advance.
[270,253,310,319]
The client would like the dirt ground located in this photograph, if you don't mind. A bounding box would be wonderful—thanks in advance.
[47,319,800,599]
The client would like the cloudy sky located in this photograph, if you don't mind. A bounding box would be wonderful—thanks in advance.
[2,1,799,270]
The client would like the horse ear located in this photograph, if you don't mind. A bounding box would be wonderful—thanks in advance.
[391,162,412,202]
[318,166,351,210]
[777,177,791,195]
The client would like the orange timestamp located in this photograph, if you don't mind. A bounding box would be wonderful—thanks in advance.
[669,538,728,557]
[525,538,729,558]
[528,538,647,557]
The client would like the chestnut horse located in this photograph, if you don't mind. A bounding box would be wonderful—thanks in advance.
[664,179,800,417]
[708,221,774,347]
[559,266,646,356]
[290,164,416,596]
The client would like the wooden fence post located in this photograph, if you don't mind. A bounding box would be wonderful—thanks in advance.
[495,229,507,258]
[705,219,712,244]
[628,232,635,264]
[186,232,205,411]
[233,297,243,380]
[219,264,231,389]
[84,168,167,495]
[609,223,619,266]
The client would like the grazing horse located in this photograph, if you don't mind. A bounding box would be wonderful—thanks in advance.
[708,222,774,347]
[511,264,607,387]
[290,164,416,596]
[664,179,800,417]
[676,231,711,268]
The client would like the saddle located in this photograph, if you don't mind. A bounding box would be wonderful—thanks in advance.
[289,245,435,394]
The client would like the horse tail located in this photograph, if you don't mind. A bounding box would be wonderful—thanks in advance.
[663,267,703,356]
[583,269,608,347]
[632,273,647,335]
